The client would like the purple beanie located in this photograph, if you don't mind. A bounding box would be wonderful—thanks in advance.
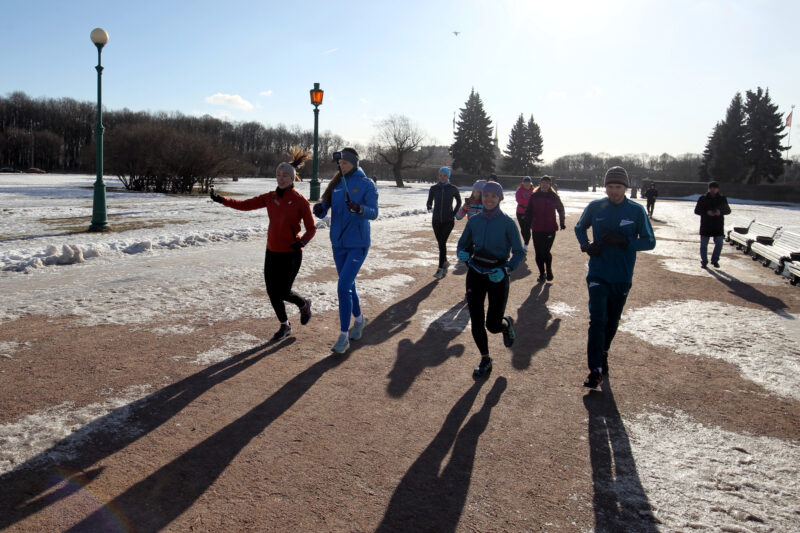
[482,181,503,200]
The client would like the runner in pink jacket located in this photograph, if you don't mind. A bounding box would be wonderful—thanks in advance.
[522,176,565,282]
[515,176,534,251]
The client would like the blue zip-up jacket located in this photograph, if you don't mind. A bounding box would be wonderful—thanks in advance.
[574,197,656,284]
[315,167,379,248]
[457,211,525,274]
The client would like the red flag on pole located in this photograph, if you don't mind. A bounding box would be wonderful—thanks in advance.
[787,110,793,128]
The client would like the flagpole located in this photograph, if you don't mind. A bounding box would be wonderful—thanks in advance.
[786,104,794,183]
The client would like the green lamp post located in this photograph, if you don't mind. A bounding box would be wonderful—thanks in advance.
[309,82,324,202]
[88,27,110,232]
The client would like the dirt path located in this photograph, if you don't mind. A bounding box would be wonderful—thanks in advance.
[1,211,798,532]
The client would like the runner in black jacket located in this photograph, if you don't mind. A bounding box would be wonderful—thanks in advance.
[427,167,462,278]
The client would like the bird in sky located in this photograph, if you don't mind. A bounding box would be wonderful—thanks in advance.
[453,31,460,36]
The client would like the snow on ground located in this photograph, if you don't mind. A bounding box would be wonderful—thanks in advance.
[627,407,800,532]
[1,174,799,525]
[620,300,800,401]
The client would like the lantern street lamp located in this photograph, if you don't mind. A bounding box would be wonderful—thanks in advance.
[309,82,324,202]
[88,27,110,232]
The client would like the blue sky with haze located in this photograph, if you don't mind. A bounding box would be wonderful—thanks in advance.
[2,0,797,161]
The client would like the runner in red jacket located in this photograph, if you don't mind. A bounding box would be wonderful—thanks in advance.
[211,148,317,342]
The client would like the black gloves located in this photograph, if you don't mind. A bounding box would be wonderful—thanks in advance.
[313,203,325,217]
[560,223,566,230]
[210,189,224,203]
[346,199,363,214]
[289,239,306,252]
[602,229,628,248]
[581,242,604,257]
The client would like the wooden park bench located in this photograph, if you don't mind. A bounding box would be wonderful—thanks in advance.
[727,220,781,254]
[786,261,800,286]
[749,230,800,275]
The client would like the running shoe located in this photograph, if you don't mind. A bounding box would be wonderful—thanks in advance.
[536,274,546,283]
[331,335,350,354]
[271,323,292,342]
[433,268,444,279]
[473,356,493,377]
[711,261,720,268]
[502,316,516,347]
[583,369,603,389]
[349,317,367,340]
[300,298,312,325]
[546,271,554,281]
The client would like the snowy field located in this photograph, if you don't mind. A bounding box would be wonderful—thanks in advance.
[1,174,799,530]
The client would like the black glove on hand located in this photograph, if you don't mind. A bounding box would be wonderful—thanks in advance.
[312,203,325,217]
[346,199,363,214]
[602,229,628,248]
[289,239,306,252]
[560,223,566,230]
[210,189,224,203]
[581,242,604,257]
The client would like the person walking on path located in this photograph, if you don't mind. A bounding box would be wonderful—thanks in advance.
[455,180,485,221]
[644,183,658,218]
[694,181,731,269]
[456,181,525,378]
[210,148,316,342]
[515,176,534,251]
[426,167,462,279]
[312,148,379,354]
[574,166,655,389]
[523,175,565,282]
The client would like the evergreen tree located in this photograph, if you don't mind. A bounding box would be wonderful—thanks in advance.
[698,122,722,181]
[450,89,494,174]
[502,114,527,174]
[524,115,544,174]
[708,93,748,182]
[743,87,787,184]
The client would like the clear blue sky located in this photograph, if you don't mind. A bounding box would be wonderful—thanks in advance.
[2,0,797,161]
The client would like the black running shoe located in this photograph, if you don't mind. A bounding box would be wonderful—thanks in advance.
[711,261,720,268]
[300,299,312,325]
[583,370,603,389]
[602,351,609,375]
[546,272,554,281]
[473,356,493,377]
[271,323,292,342]
[536,274,545,283]
[502,316,516,347]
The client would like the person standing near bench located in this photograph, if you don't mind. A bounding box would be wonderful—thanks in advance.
[644,183,658,218]
[574,166,655,389]
[523,175,566,282]
[694,181,731,269]
[426,167,462,279]
[210,148,316,342]
[457,181,524,378]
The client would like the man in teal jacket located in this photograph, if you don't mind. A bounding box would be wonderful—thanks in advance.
[457,181,525,377]
[574,166,655,388]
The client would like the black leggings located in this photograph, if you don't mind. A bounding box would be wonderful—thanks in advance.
[264,249,305,323]
[516,213,531,245]
[532,231,556,275]
[466,268,509,356]
[432,220,455,268]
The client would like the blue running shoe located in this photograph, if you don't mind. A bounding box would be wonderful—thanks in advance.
[349,317,367,340]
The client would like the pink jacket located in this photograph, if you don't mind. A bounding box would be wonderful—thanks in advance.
[515,185,533,215]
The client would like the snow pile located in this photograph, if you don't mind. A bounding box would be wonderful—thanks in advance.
[620,300,800,400]
[627,408,800,531]
[0,385,151,474]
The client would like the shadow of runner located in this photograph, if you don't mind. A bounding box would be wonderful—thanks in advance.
[376,377,507,533]
[707,268,792,316]
[65,349,350,533]
[387,300,470,397]
[583,379,658,532]
[359,280,439,346]
[511,283,560,370]
[0,337,294,530]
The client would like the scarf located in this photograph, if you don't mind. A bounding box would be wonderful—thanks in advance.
[481,205,501,220]
[276,184,294,198]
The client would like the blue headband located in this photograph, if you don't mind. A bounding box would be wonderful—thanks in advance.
[439,167,451,178]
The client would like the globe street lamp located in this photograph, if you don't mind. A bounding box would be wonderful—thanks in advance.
[88,27,110,232]
[309,82,324,202]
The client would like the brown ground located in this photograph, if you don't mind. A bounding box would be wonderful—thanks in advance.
[1,211,799,532]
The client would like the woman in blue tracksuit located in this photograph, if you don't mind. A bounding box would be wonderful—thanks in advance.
[456,181,525,377]
[313,148,379,354]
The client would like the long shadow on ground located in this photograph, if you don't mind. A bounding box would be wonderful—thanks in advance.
[511,283,560,370]
[376,377,507,533]
[386,299,470,397]
[583,379,659,532]
[707,268,792,316]
[0,337,295,531]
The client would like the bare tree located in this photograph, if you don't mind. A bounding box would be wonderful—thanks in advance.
[373,114,432,187]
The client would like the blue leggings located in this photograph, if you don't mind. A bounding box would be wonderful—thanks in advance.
[333,247,368,332]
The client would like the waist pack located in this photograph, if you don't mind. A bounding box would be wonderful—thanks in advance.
[471,251,506,268]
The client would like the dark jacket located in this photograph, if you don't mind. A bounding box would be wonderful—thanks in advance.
[694,192,731,237]
[644,188,658,202]
[523,190,565,233]
[427,182,462,224]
